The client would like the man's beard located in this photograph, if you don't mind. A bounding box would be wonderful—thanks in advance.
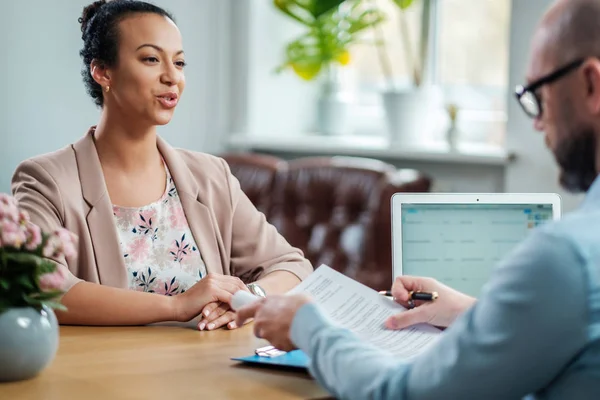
[554,124,598,193]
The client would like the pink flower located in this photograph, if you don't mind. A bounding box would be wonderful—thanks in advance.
[39,264,67,291]
[42,228,78,259]
[0,219,27,249]
[169,204,187,229]
[56,228,78,258]
[18,210,30,225]
[0,193,17,208]
[128,237,150,261]
[24,223,42,251]
[42,236,59,258]
[0,194,20,223]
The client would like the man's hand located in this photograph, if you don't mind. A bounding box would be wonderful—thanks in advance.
[385,276,476,330]
[235,294,313,351]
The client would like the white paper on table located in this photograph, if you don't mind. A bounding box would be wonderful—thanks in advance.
[288,264,441,360]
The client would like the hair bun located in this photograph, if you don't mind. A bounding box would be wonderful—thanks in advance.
[78,0,107,33]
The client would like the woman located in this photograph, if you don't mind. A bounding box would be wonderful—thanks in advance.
[11,0,312,330]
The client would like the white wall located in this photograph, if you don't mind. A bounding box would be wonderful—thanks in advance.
[0,0,230,193]
[505,0,584,213]
[238,1,320,137]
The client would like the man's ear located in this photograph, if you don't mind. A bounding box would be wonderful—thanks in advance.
[90,59,111,89]
[582,59,600,115]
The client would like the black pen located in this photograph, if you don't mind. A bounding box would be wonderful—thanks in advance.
[379,290,439,302]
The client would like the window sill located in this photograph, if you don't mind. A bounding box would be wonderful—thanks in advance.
[227,134,516,167]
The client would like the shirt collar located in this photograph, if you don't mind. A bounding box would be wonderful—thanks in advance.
[581,174,600,209]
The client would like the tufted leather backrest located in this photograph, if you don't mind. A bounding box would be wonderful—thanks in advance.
[220,153,284,216]
[270,156,431,290]
[221,153,432,290]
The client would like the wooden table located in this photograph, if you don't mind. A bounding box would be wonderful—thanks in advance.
[0,325,332,399]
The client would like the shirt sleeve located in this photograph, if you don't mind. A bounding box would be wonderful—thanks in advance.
[290,229,589,400]
[291,302,413,400]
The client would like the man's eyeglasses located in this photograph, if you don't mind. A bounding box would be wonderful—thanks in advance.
[515,58,584,119]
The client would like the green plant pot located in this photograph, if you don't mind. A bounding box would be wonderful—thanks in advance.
[0,305,59,382]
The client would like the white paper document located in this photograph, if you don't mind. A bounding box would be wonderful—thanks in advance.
[288,265,441,360]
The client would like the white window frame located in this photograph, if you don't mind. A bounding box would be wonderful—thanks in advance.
[228,0,510,148]
[351,0,509,145]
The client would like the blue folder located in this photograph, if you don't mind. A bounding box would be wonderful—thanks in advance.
[232,349,309,370]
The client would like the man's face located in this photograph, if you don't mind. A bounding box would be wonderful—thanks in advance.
[525,34,598,193]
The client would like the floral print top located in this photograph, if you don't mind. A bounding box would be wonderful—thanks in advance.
[112,164,207,295]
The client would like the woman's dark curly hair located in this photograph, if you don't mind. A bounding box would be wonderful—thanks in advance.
[78,0,175,107]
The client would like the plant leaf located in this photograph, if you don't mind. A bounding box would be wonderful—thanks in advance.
[17,274,35,290]
[393,0,415,10]
[42,301,67,311]
[4,252,42,267]
[273,0,314,26]
[29,290,64,301]
[311,0,345,19]
[0,279,10,291]
[38,260,57,275]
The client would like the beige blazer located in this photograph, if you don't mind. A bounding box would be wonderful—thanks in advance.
[11,128,313,291]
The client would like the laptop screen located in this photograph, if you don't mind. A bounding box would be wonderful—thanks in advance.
[400,203,554,297]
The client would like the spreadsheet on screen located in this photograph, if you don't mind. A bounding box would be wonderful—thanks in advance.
[399,203,554,297]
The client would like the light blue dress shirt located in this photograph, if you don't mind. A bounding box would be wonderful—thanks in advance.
[290,178,600,400]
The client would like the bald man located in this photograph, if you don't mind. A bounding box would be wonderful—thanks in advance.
[235,1,600,399]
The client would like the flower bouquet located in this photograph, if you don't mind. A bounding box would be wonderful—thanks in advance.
[0,193,77,313]
[0,193,78,382]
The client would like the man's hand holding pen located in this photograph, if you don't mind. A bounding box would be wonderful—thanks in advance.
[382,276,477,330]
[379,290,439,309]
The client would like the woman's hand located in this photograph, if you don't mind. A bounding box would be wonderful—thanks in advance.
[197,299,248,331]
[385,276,476,330]
[171,274,247,324]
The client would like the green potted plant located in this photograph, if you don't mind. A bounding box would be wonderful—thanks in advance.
[0,193,76,382]
[273,0,385,135]
[375,0,441,146]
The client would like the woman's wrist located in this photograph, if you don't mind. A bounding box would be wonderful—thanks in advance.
[164,294,182,322]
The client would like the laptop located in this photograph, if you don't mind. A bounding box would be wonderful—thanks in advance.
[391,193,562,297]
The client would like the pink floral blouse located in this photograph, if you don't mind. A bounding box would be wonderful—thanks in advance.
[112,164,207,295]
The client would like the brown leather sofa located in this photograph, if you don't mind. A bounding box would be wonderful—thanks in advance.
[222,153,432,291]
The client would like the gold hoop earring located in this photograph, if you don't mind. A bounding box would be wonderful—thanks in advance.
[104,86,110,93]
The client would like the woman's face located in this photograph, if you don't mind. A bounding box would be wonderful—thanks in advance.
[100,13,186,126]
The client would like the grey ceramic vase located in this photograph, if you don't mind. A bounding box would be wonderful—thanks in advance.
[0,305,59,382]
